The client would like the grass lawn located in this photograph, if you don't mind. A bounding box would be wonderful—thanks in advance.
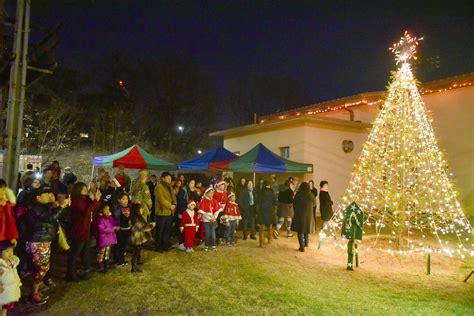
[12,235,474,315]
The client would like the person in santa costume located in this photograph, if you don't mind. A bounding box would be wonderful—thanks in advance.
[221,192,241,246]
[197,187,222,251]
[213,180,228,244]
[179,200,200,253]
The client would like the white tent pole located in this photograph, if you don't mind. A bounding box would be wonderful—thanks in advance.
[89,164,95,189]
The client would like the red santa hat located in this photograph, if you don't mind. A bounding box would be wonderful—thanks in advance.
[215,180,226,188]
[204,186,214,195]
[187,200,196,207]
[228,192,235,199]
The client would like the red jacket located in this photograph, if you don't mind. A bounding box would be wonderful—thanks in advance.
[222,202,241,221]
[179,209,200,229]
[213,190,228,206]
[0,202,18,241]
[197,197,222,222]
[70,196,100,241]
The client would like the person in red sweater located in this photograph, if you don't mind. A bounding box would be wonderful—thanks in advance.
[222,192,241,247]
[0,180,18,246]
[197,187,222,251]
[66,182,101,281]
[179,200,200,253]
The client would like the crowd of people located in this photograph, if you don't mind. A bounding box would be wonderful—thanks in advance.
[0,160,335,312]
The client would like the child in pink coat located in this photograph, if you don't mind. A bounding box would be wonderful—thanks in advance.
[96,204,118,273]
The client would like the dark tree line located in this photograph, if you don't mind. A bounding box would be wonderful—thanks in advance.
[22,53,309,157]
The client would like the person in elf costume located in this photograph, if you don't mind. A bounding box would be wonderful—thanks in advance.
[213,180,228,244]
[197,187,222,251]
[221,192,241,246]
[179,200,200,253]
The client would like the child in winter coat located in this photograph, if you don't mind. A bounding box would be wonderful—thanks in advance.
[179,200,200,253]
[115,193,132,266]
[96,204,119,273]
[0,241,21,315]
[129,204,155,273]
[197,187,222,251]
[222,192,241,246]
[213,180,228,243]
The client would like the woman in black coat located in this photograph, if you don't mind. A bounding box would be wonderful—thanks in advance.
[256,181,277,247]
[319,181,333,228]
[291,182,315,252]
[275,178,295,238]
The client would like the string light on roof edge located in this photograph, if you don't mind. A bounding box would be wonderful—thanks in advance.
[319,31,473,259]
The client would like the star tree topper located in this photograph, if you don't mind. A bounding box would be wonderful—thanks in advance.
[389,30,423,64]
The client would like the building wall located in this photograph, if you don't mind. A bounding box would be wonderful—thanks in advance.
[301,123,369,209]
[223,122,369,210]
[424,86,474,217]
[222,85,474,218]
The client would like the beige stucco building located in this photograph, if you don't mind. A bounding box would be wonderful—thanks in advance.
[211,73,474,218]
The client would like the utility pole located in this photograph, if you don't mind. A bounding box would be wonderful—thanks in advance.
[3,0,30,190]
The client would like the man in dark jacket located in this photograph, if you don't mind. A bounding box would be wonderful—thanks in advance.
[319,181,334,229]
[256,181,277,247]
[26,187,69,305]
[237,180,256,240]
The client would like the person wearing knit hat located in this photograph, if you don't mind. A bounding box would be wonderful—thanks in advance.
[197,186,222,251]
[179,200,200,253]
[221,192,241,246]
[213,180,228,244]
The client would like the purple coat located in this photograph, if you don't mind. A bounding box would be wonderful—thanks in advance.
[96,216,118,248]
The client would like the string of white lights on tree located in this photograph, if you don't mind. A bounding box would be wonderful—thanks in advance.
[322,31,473,258]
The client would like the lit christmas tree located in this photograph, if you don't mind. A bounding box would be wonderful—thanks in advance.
[327,31,472,258]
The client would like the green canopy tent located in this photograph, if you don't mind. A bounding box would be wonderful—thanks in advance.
[228,143,313,183]
[91,144,176,180]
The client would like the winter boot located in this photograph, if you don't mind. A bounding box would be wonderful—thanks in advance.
[131,257,142,273]
[97,261,106,273]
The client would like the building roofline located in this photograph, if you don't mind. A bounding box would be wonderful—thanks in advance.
[211,72,474,137]
[210,115,371,138]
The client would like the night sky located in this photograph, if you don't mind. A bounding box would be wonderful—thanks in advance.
[7,0,474,106]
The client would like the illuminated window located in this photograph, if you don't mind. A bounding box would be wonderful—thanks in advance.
[280,147,290,159]
[80,132,89,138]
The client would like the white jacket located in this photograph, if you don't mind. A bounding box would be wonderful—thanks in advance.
[0,256,22,305]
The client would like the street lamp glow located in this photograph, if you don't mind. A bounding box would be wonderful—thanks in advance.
[197,150,202,155]
[178,126,184,132]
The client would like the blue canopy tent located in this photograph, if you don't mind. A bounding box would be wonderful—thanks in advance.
[177,145,237,171]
